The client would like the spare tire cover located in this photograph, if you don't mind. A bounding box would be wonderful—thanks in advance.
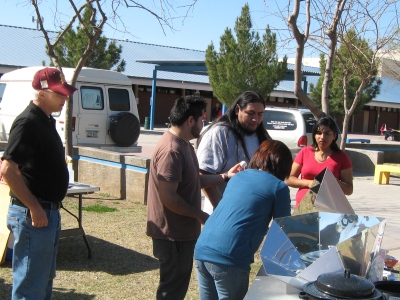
[109,112,140,147]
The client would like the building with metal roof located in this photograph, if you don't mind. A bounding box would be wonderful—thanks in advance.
[0,24,316,96]
[0,24,399,132]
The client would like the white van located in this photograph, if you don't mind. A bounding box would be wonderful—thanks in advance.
[0,67,141,150]
[263,106,341,156]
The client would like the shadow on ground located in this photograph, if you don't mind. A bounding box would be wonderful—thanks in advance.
[56,235,158,275]
[0,236,158,299]
[0,275,96,300]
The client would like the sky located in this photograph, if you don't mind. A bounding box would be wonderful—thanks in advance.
[0,0,396,67]
[0,0,302,57]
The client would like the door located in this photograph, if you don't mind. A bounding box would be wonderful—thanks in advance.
[76,85,108,145]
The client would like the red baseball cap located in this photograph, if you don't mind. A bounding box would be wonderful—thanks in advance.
[32,67,77,97]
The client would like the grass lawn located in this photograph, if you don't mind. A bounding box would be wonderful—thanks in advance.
[0,194,262,299]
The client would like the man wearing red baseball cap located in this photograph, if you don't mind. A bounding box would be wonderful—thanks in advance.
[0,67,77,299]
[32,67,77,97]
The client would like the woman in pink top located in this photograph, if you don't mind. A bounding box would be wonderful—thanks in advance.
[286,116,353,206]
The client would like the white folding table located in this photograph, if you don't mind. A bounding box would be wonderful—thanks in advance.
[61,183,100,258]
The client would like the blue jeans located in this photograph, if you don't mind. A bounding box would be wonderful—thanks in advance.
[194,260,249,300]
[7,203,61,300]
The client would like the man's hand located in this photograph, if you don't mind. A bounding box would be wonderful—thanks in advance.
[1,159,49,227]
[226,162,242,179]
[198,211,209,225]
[29,206,48,227]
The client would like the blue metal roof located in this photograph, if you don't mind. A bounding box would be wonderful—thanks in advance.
[0,24,209,84]
[0,25,49,67]
[373,77,400,104]
[0,24,317,83]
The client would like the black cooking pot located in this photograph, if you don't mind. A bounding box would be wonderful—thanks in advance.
[300,269,383,300]
[374,281,400,299]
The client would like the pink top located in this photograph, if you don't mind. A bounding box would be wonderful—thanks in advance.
[294,146,352,206]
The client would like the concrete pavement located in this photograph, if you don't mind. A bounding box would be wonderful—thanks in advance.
[137,126,400,260]
[347,175,400,260]
[138,125,400,158]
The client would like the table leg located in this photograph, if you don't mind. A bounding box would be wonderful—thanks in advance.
[78,194,92,258]
[382,172,391,184]
[61,194,92,258]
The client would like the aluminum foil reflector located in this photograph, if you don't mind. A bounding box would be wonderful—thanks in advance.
[260,168,387,289]
[294,168,355,215]
[260,212,386,289]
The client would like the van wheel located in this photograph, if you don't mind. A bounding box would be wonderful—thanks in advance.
[109,112,140,147]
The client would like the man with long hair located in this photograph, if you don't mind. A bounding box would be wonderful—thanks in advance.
[196,91,270,213]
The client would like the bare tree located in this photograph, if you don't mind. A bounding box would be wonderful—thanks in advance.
[270,0,399,149]
[287,0,323,119]
[30,0,198,156]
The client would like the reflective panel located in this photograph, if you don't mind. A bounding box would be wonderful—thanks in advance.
[260,221,305,278]
[294,168,355,215]
[260,212,386,289]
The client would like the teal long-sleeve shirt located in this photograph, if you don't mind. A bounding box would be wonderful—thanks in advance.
[194,169,291,270]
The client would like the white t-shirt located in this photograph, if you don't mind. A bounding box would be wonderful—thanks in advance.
[196,124,260,214]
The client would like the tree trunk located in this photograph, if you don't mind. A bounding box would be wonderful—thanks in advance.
[340,113,351,150]
[288,0,324,119]
[65,97,73,157]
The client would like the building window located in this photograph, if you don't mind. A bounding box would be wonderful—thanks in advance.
[284,98,293,105]
[81,86,104,110]
[109,88,130,111]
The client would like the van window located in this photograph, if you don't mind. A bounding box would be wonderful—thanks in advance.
[264,111,297,130]
[303,114,316,133]
[0,83,6,104]
[81,87,104,110]
[108,88,130,111]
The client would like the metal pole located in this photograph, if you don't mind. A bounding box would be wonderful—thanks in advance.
[150,69,158,130]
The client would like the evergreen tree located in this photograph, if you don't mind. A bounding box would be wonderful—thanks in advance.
[205,4,287,105]
[310,31,381,118]
[51,4,126,71]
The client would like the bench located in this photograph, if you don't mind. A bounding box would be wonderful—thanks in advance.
[374,164,400,184]
[346,138,370,144]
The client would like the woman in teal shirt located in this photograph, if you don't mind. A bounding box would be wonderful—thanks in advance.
[194,140,293,300]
